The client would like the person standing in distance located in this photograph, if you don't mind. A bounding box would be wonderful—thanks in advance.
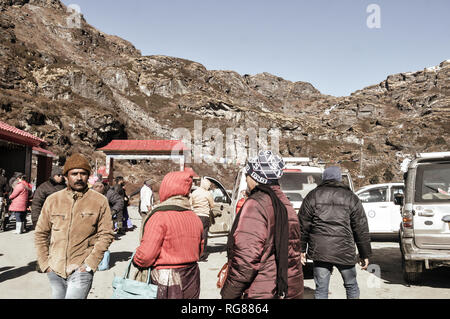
[139,179,155,219]
[35,153,114,299]
[31,167,66,230]
[0,168,10,216]
[8,173,30,234]
[113,176,129,234]
[298,166,371,299]
[190,177,215,262]
[92,181,124,229]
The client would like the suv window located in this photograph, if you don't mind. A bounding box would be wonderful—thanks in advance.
[391,186,404,202]
[415,163,450,202]
[279,172,322,190]
[359,187,388,203]
[279,172,322,201]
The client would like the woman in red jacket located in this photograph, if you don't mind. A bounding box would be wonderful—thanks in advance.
[132,170,204,299]
[9,174,31,234]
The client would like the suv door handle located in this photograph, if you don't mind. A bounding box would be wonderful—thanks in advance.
[417,210,434,217]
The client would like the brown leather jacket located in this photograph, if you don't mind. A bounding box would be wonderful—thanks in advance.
[35,188,114,278]
[221,186,304,299]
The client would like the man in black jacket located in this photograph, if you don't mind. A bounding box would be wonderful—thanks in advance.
[0,168,10,216]
[299,166,371,299]
[112,176,128,234]
[92,181,124,230]
[31,167,66,229]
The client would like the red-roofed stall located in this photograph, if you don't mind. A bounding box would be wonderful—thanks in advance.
[0,121,57,187]
[99,140,189,184]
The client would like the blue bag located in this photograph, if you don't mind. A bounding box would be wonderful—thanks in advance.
[98,250,110,271]
[111,252,158,299]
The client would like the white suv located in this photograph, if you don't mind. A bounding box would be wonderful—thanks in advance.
[356,183,405,236]
[397,152,450,284]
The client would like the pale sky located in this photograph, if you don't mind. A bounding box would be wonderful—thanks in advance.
[61,0,450,97]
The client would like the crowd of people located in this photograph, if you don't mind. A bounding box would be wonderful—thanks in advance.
[1,150,371,300]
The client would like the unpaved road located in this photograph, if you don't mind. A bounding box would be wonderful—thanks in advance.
[1,207,449,299]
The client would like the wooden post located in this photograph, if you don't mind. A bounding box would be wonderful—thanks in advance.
[180,155,185,171]
[24,146,32,181]
[36,155,52,187]
[106,156,114,186]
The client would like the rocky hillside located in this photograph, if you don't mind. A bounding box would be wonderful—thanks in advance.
[0,0,449,191]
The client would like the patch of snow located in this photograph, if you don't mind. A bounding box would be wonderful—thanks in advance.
[139,85,151,97]
[343,135,362,144]
[324,104,337,115]
[425,65,441,72]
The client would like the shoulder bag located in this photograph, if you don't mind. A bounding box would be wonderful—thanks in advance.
[111,252,158,299]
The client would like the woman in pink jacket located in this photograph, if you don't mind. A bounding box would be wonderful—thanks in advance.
[9,174,30,234]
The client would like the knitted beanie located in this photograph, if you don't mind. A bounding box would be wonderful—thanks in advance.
[63,153,91,176]
[323,166,342,182]
[245,150,285,185]
[51,166,63,177]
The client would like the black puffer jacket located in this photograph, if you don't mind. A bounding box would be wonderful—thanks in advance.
[106,187,124,217]
[0,175,9,196]
[298,180,371,266]
[31,178,66,228]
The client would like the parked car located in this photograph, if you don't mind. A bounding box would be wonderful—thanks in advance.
[201,176,234,236]
[396,152,450,284]
[356,183,405,236]
[342,170,355,193]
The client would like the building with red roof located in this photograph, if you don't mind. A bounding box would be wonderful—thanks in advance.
[99,140,189,184]
[0,121,56,187]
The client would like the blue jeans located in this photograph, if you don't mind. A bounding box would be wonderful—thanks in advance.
[47,270,93,299]
[13,211,27,222]
[313,261,360,299]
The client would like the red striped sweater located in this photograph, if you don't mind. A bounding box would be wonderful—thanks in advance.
[133,171,204,270]
[134,210,204,269]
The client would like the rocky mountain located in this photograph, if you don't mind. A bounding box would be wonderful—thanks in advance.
[0,0,449,190]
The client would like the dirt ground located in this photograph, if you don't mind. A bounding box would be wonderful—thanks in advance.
[1,207,449,299]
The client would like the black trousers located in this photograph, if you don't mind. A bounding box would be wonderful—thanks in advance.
[198,216,210,260]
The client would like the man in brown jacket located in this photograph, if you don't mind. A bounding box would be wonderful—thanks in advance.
[35,153,114,299]
[221,151,304,299]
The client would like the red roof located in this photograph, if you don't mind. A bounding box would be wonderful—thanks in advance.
[0,121,47,147]
[32,146,57,158]
[99,140,190,153]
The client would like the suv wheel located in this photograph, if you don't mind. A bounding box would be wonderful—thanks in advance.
[402,257,423,285]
